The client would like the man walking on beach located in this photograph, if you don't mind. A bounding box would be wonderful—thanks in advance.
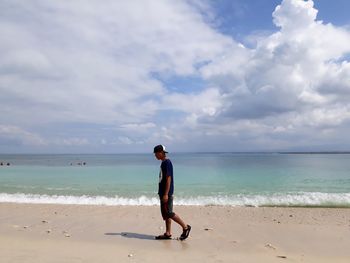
[154,145,191,240]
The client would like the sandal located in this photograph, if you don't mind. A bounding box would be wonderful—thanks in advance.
[179,225,191,241]
[155,233,172,240]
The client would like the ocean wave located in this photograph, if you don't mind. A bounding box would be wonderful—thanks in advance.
[0,192,350,207]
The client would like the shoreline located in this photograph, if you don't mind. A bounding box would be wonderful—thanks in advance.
[1,203,350,262]
[1,191,349,207]
[1,201,350,209]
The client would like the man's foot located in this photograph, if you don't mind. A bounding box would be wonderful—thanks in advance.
[155,233,172,240]
[179,225,191,241]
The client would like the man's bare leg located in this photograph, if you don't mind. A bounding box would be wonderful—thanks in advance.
[165,218,172,236]
[171,214,187,230]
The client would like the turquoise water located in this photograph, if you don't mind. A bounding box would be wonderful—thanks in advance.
[0,153,350,206]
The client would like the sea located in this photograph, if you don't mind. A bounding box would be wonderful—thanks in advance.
[0,153,350,207]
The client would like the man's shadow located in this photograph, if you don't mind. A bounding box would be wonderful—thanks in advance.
[105,232,155,240]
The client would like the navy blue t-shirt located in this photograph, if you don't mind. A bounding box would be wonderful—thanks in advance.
[158,159,174,196]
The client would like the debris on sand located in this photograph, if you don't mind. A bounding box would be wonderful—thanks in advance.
[62,231,71,237]
[277,255,287,259]
[265,243,276,250]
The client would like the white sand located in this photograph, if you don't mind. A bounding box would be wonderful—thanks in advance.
[1,203,349,262]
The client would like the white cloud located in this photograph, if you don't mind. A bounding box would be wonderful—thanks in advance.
[0,0,232,126]
[1,0,350,152]
[0,125,46,146]
[57,138,89,146]
[292,106,350,128]
[117,136,134,145]
[163,88,223,116]
[194,0,350,146]
[151,0,350,152]
[0,0,235,151]
[273,0,317,31]
[119,123,156,131]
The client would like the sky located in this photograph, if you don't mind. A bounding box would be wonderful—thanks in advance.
[0,0,350,153]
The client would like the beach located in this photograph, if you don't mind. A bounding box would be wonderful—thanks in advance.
[1,203,349,262]
[1,153,350,262]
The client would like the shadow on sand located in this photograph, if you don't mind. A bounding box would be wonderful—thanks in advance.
[105,232,155,240]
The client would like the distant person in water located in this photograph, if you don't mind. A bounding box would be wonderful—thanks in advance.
[153,145,191,240]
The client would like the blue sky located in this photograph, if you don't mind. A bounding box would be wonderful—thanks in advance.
[0,0,350,153]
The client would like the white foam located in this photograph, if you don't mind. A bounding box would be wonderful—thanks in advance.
[0,193,159,206]
[173,192,350,207]
[0,192,350,207]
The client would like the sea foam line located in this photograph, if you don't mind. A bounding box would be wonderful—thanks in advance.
[1,192,350,207]
[0,193,159,206]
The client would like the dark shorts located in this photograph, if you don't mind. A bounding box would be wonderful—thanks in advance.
[160,195,175,220]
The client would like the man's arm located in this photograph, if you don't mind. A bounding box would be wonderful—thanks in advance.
[162,175,171,202]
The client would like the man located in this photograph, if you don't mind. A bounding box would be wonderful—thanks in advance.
[154,144,191,240]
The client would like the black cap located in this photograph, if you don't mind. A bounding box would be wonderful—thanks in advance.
[153,144,168,153]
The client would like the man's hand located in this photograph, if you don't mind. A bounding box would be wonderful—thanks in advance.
[162,194,169,203]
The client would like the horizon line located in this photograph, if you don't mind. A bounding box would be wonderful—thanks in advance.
[1,151,350,155]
